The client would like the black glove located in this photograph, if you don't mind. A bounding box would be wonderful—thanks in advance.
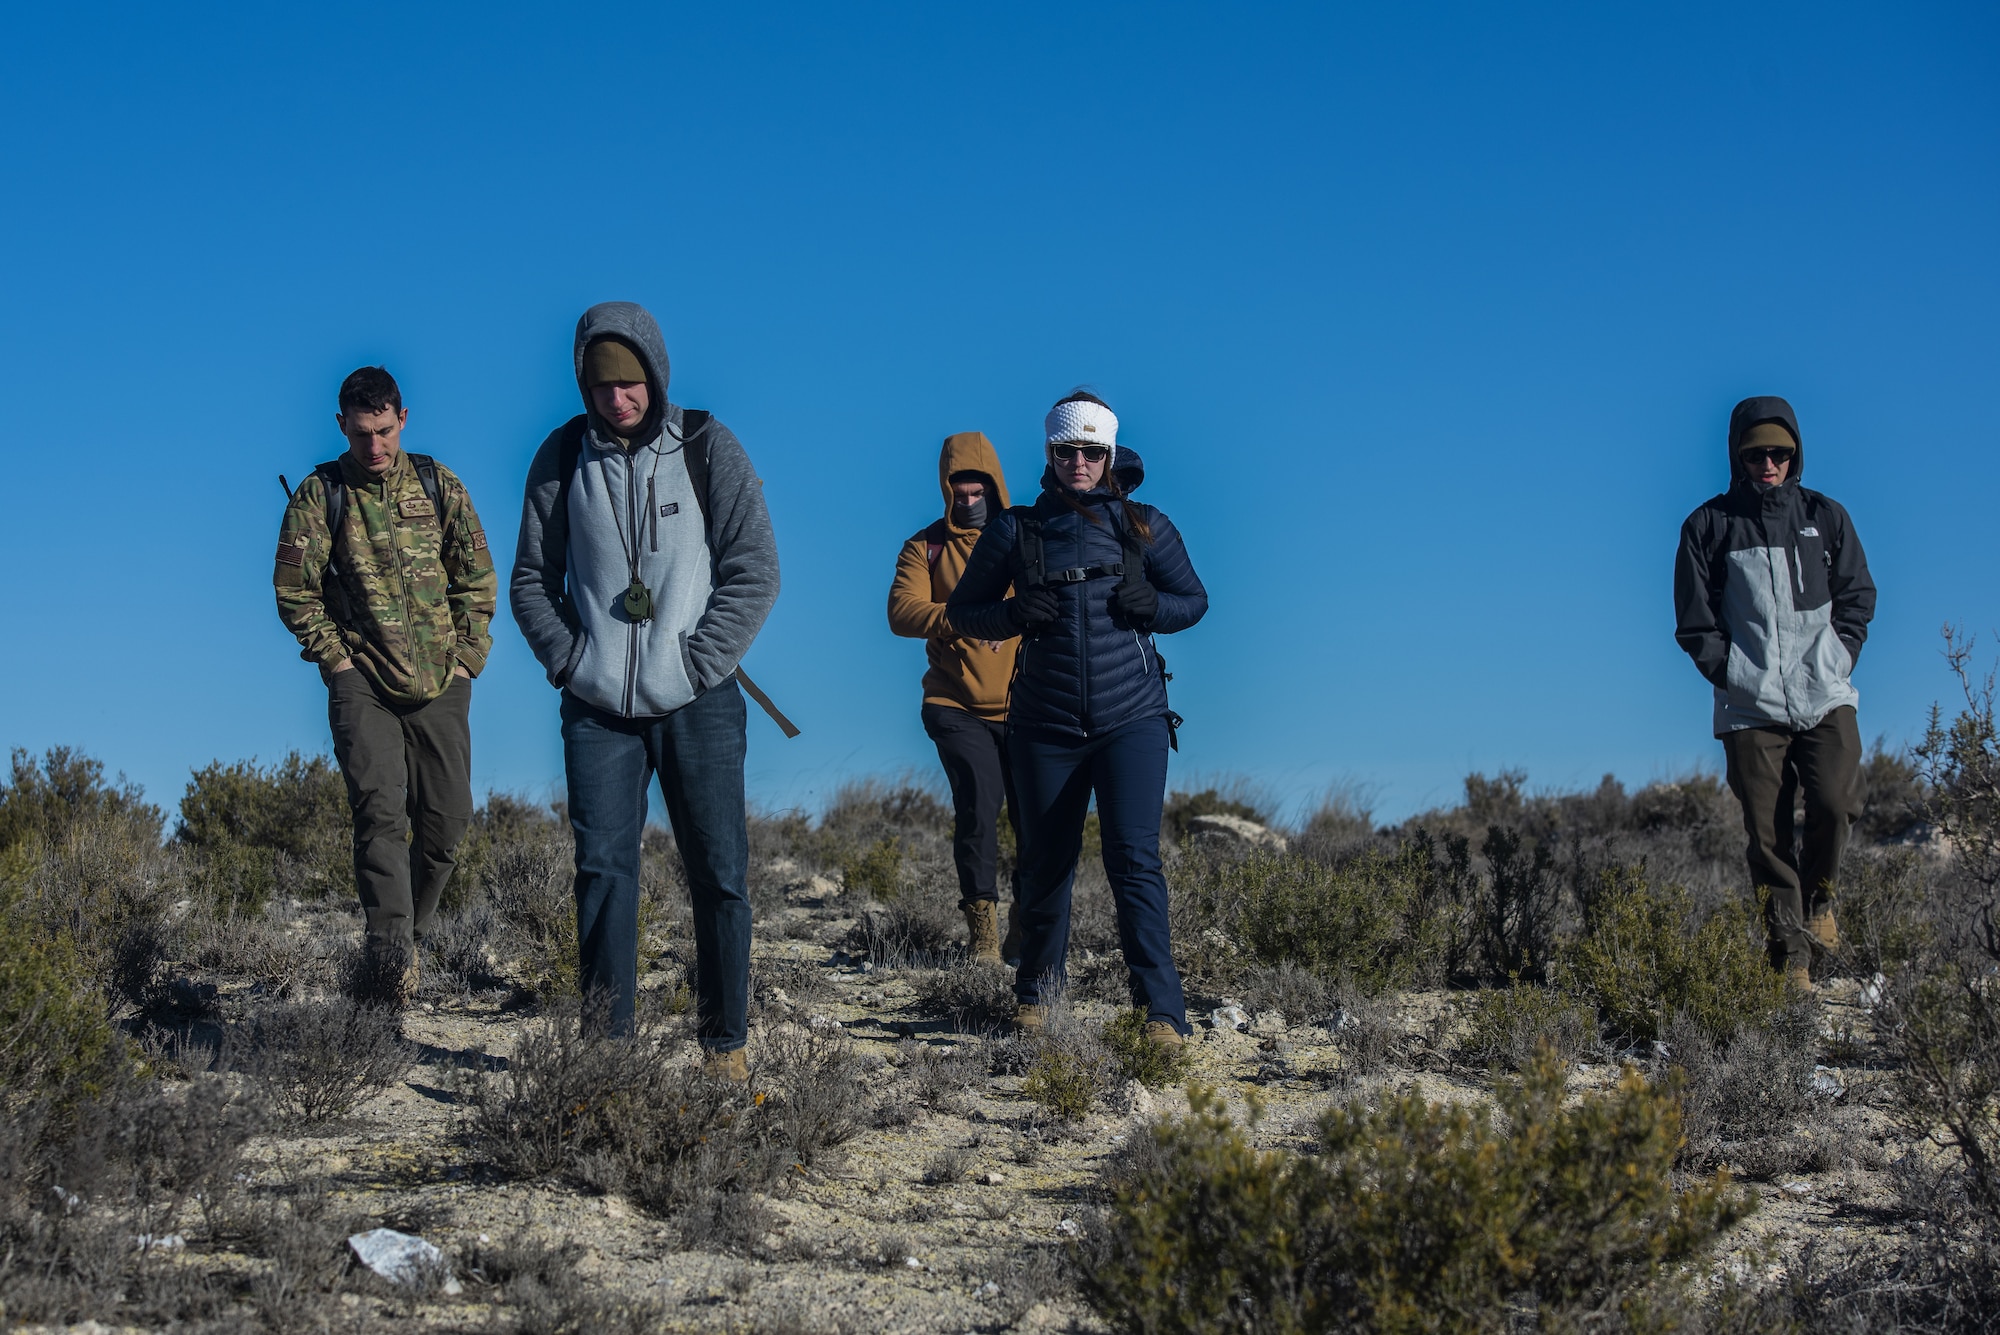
[1110,579,1158,628]
[1009,587,1060,632]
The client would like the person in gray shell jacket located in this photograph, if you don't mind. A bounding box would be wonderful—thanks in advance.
[511,301,778,1076]
[1673,394,1875,988]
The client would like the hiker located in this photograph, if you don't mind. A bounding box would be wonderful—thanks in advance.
[510,302,778,1078]
[888,433,1025,965]
[274,366,496,1003]
[1674,395,1876,989]
[947,391,1207,1052]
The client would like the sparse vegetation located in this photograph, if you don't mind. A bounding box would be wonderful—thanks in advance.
[234,997,415,1126]
[1103,1007,1192,1088]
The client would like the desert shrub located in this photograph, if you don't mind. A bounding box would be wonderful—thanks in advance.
[1834,846,1936,978]
[1164,784,1269,844]
[234,998,414,1125]
[1326,995,1403,1089]
[483,817,580,998]
[1103,1008,1193,1088]
[0,864,122,1109]
[1663,1001,1838,1178]
[1556,868,1784,1043]
[851,894,962,968]
[1083,1052,1754,1335]
[471,1007,864,1227]
[1859,739,1928,844]
[840,834,904,899]
[1233,961,1340,1028]
[1478,823,1561,980]
[1459,982,1601,1072]
[0,746,162,853]
[175,752,350,910]
[913,963,1016,1035]
[889,1036,985,1115]
[1292,786,1377,863]
[1024,1048,1101,1121]
[1175,847,1454,995]
[465,1232,669,1334]
[422,903,508,996]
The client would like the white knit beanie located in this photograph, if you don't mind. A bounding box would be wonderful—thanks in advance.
[1044,399,1119,468]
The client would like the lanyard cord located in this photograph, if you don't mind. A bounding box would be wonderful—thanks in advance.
[604,435,670,584]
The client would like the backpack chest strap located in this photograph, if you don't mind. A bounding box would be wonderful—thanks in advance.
[1044,562,1125,584]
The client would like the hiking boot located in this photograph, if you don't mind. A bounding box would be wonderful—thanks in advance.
[702,1048,749,1084]
[1014,1003,1048,1036]
[1806,905,1840,954]
[1142,1020,1185,1052]
[1000,902,1023,967]
[1785,962,1814,995]
[399,954,421,1007]
[962,900,1002,965]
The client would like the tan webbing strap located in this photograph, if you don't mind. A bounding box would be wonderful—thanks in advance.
[734,668,800,738]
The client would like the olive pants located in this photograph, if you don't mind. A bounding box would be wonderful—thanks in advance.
[1720,704,1863,969]
[328,670,473,953]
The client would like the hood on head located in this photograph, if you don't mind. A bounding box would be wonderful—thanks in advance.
[1726,395,1803,484]
[573,302,672,442]
[938,432,1009,525]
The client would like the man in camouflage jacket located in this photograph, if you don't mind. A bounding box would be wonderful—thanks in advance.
[275,366,497,994]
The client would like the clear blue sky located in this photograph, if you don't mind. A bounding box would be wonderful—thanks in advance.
[2,3,1994,825]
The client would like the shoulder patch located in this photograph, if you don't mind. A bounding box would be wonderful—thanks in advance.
[471,530,488,551]
[399,497,436,519]
[275,543,306,567]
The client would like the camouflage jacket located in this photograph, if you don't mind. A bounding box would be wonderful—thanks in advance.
[274,450,497,704]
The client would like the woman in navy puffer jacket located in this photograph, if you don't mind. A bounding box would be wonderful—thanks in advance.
[948,391,1208,1049]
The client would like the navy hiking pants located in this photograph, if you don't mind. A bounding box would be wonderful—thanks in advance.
[1009,714,1188,1035]
[560,681,751,1047]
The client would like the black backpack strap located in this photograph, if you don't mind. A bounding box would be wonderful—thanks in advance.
[678,408,712,526]
[553,415,588,522]
[1010,504,1047,591]
[407,452,443,515]
[1113,501,1152,601]
[313,460,347,575]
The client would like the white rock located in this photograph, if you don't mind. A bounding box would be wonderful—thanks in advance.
[1055,1218,1080,1237]
[904,1254,924,1269]
[135,1233,186,1250]
[1208,1005,1250,1032]
[1810,1066,1846,1098]
[808,873,840,897]
[1858,973,1887,1009]
[1249,1011,1287,1037]
[1114,1079,1155,1118]
[979,1280,1001,1297]
[348,1228,453,1290]
[982,1171,1005,1186]
[1779,1180,1813,1199]
[808,1013,842,1030]
[767,987,794,1010]
[1185,814,1290,851]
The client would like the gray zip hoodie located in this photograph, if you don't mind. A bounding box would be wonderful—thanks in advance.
[510,302,779,717]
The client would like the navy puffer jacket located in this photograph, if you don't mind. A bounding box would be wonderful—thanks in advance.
[948,462,1207,739]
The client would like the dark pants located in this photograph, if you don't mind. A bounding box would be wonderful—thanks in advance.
[1721,704,1864,969]
[1009,715,1187,1034]
[922,702,1021,908]
[561,681,751,1046]
[327,670,473,954]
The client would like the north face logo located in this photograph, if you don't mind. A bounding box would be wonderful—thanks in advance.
[1799,526,1819,537]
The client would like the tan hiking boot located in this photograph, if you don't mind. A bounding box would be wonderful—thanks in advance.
[963,900,1002,964]
[1000,902,1023,966]
[1785,962,1814,995]
[1806,905,1840,953]
[1014,1003,1048,1036]
[399,954,420,1007]
[701,1048,749,1084]
[1142,1020,1185,1052]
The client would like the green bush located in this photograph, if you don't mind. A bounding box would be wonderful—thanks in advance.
[1103,1008,1193,1088]
[0,746,162,853]
[1085,1051,1754,1335]
[0,853,121,1109]
[1557,869,1784,1043]
[1459,981,1600,1071]
[1176,847,1457,995]
[1023,1047,1100,1121]
[175,752,350,911]
[840,834,904,900]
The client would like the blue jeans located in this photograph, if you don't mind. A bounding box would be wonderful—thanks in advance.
[1009,715,1188,1035]
[560,680,751,1047]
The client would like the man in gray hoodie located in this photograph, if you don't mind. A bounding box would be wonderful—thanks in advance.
[511,302,779,1076]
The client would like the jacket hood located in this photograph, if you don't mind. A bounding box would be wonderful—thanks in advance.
[1727,395,1804,485]
[573,302,672,443]
[939,431,1010,533]
[1040,446,1146,498]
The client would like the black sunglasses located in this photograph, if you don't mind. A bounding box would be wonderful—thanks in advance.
[1741,447,1796,467]
[1051,444,1110,463]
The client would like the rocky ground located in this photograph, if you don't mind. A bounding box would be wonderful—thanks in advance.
[25,861,1917,1335]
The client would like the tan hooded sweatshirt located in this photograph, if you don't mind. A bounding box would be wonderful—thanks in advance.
[887,432,1017,720]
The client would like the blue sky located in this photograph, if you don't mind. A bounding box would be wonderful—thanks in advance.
[1,3,1994,825]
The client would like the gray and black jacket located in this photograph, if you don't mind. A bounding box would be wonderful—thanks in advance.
[510,302,779,717]
[1673,395,1875,737]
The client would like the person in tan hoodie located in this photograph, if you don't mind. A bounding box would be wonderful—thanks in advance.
[889,432,1021,963]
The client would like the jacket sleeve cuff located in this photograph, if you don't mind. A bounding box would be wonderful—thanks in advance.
[454,645,488,677]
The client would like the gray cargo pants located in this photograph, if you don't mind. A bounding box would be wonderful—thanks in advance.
[1721,704,1863,970]
[328,669,473,953]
